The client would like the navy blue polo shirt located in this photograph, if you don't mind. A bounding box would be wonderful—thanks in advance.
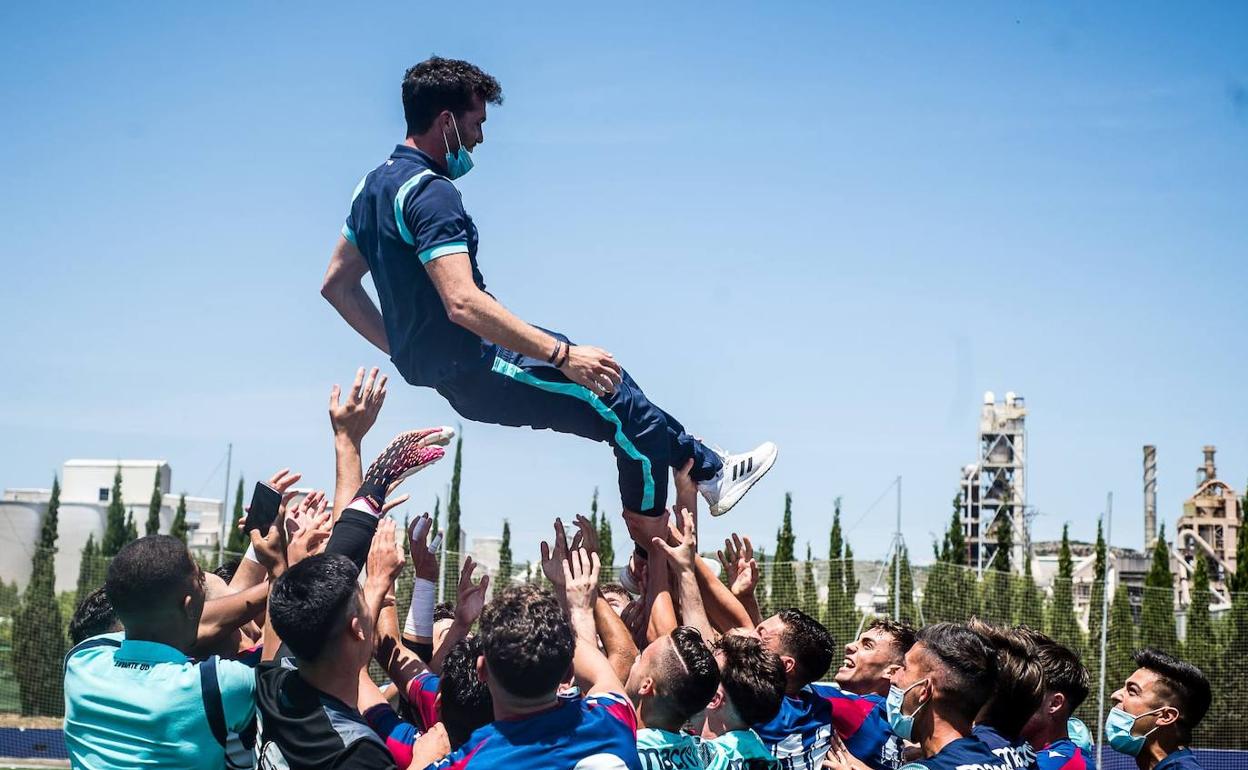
[343,145,488,386]
[900,736,1013,770]
[1155,748,1202,770]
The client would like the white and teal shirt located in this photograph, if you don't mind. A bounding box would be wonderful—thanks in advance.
[700,729,781,770]
[638,727,705,770]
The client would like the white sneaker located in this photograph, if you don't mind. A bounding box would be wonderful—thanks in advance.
[698,442,778,517]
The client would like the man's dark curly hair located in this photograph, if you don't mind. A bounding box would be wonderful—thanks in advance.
[915,622,998,723]
[433,601,456,623]
[439,636,493,749]
[866,617,917,660]
[1133,647,1212,740]
[715,633,786,726]
[402,56,503,136]
[654,626,720,723]
[778,608,837,685]
[479,585,573,698]
[269,553,361,662]
[69,586,120,644]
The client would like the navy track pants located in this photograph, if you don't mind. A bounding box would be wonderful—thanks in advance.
[435,332,722,514]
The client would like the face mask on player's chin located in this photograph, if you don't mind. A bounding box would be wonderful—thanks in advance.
[442,113,474,180]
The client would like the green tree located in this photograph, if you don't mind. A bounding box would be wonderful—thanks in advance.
[801,543,820,619]
[124,511,138,543]
[443,436,464,601]
[1048,524,1082,650]
[981,514,1013,625]
[1139,523,1179,655]
[594,489,615,581]
[843,542,858,608]
[145,471,163,536]
[1016,553,1044,629]
[74,534,106,608]
[825,498,856,640]
[13,477,67,716]
[1218,489,1248,746]
[772,494,798,609]
[497,519,513,591]
[170,494,188,543]
[1185,555,1216,683]
[1086,518,1108,660]
[101,467,128,557]
[226,477,250,553]
[0,579,19,617]
[756,546,770,616]
[1106,580,1136,696]
[886,543,917,625]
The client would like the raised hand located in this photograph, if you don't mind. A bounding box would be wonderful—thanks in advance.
[559,345,623,397]
[572,514,600,558]
[285,491,332,566]
[622,508,672,551]
[718,533,759,595]
[406,512,440,582]
[329,367,387,445]
[540,518,572,589]
[366,518,406,590]
[454,556,491,626]
[364,430,449,499]
[652,507,698,573]
[562,547,601,613]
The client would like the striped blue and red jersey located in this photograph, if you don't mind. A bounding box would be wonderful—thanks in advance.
[754,684,898,770]
[425,691,640,770]
[1031,738,1095,770]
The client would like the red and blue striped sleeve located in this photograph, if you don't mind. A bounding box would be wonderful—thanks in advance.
[406,671,441,732]
[584,691,638,736]
[363,703,419,768]
[812,685,893,769]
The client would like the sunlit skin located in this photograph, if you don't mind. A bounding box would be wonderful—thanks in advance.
[835,627,902,697]
[891,642,968,760]
[1109,669,1183,770]
[601,589,630,617]
[1020,689,1071,752]
[624,635,681,731]
[755,614,799,693]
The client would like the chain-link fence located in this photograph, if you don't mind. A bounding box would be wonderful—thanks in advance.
[3,545,1247,755]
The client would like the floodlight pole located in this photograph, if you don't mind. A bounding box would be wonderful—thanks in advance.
[894,476,902,619]
[1095,491,1113,770]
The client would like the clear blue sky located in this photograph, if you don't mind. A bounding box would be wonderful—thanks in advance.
[2,2,1245,567]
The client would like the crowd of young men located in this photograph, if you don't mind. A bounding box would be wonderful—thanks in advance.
[61,369,1215,770]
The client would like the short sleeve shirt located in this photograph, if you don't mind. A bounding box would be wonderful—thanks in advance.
[343,145,489,387]
[972,724,1035,770]
[428,691,641,770]
[754,684,896,770]
[699,729,781,770]
[1154,749,1203,770]
[899,736,1014,770]
[64,633,256,770]
[1031,738,1094,770]
[254,660,395,770]
[637,727,703,770]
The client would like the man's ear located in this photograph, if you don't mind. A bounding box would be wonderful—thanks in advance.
[706,686,726,711]
[476,654,488,684]
[780,655,797,676]
[639,676,657,697]
[1048,692,1067,716]
[1155,705,1181,729]
[882,663,902,682]
[349,616,366,643]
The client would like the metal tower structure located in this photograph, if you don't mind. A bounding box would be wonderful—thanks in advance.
[960,391,1028,575]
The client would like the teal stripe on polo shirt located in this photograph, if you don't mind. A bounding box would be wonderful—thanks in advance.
[64,633,256,770]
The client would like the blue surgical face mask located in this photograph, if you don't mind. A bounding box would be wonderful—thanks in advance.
[1106,706,1165,756]
[886,678,929,741]
[442,113,474,180]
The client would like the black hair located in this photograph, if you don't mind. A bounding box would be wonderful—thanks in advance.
[438,636,493,749]
[69,587,120,644]
[1133,647,1212,739]
[479,585,573,698]
[966,619,1045,738]
[104,535,200,624]
[778,608,837,685]
[715,633,786,726]
[434,601,456,623]
[915,622,998,723]
[866,618,917,660]
[213,559,241,584]
[1027,630,1089,713]
[268,553,361,662]
[402,56,503,135]
[657,626,720,723]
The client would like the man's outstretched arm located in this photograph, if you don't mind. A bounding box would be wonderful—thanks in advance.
[424,253,622,396]
[322,236,390,355]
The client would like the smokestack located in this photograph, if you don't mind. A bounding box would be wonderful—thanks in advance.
[1201,445,1217,483]
[1144,445,1157,549]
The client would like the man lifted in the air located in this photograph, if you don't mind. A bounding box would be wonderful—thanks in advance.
[322,56,776,565]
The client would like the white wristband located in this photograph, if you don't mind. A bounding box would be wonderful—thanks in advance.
[243,543,259,564]
[404,578,436,638]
